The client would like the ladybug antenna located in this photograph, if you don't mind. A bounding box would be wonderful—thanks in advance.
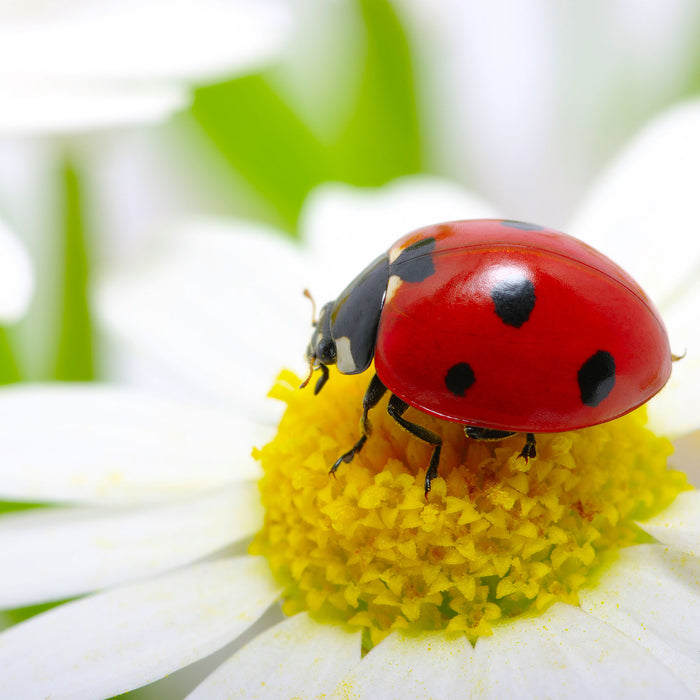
[671,349,687,362]
[303,288,318,326]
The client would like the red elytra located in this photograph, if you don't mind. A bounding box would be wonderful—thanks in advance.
[375,219,671,432]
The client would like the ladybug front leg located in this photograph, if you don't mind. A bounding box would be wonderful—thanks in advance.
[386,395,442,497]
[330,373,387,475]
[314,364,330,395]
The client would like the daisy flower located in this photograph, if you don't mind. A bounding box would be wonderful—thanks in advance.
[0,0,291,134]
[1,102,700,698]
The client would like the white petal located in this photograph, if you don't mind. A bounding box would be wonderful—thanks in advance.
[96,220,311,416]
[0,384,269,504]
[0,80,188,134]
[0,216,33,322]
[0,557,281,700]
[580,544,700,695]
[301,176,500,302]
[472,601,693,699]
[189,612,360,699]
[569,100,700,313]
[0,1,291,133]
[0,484,261,609]
[671,429,700,488]
[638,491,700,556]
[645,273,700,438]
[0,0,291,82]
[647,378,700,443]
[328,630,473,699]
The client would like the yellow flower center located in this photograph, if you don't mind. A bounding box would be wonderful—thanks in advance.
[250,368,688,649]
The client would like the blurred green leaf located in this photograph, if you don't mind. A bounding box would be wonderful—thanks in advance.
[191,0,422,233]
[0,501,42,515]
[0,327,20,383]
[192,76,329,232]
[54,159,95,381]
[2,598,73,629]
[331,0,422,184]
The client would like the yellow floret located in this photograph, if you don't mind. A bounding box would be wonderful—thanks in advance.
[250,368,689,648]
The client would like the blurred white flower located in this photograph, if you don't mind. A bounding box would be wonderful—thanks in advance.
[392,0,700,223]
[0,0,292,133]
[0,101,699,697]
[0,217,33,324]
[0,0,292,378]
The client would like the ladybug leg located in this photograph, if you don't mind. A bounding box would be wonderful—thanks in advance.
[330,373,387,475]
[358,373,388,438]
[519,433,537,460]
[314,364,330,395]
[464,426,516,441]
[386,395,442,497]
[465,427,537,461]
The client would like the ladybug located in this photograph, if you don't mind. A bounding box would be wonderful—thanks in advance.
[303,219,672,495]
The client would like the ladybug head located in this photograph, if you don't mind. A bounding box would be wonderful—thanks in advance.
[303,301,336,394]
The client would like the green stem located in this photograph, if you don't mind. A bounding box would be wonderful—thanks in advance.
[0,326,20,384]
[54,158,95,381]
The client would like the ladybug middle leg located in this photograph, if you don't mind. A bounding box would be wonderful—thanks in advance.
[386,395,442,497]
[331,373,387,475]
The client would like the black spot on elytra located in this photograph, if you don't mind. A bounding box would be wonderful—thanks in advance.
[578,350,616,407]
[491,275,536,328]
[445,362,476,397]
[500,220,543,231]
[390,237,436,283]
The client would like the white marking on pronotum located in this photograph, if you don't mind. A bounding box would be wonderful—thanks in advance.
[385,274,402,304]
[335,336,357,373]
[388,244,406,264]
